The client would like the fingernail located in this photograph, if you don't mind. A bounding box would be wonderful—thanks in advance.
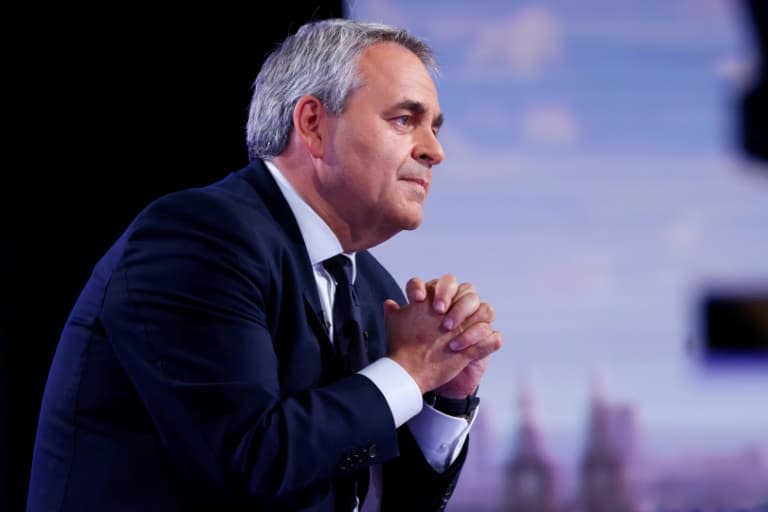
[449,340,460,350]
[434,300,447,313]
[443,317,454,330]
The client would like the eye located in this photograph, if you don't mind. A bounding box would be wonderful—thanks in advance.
[392,115,412,127]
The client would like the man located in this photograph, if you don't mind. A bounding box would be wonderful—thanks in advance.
[27,19,502,511]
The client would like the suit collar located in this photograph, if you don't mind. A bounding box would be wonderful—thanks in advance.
[234,160,326,322]
[262,160,346,267]
[234,159,305,248]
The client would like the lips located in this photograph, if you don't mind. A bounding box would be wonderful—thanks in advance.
[400,177,429,192]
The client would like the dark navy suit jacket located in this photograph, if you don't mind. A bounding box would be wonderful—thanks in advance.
[27,160,466,511]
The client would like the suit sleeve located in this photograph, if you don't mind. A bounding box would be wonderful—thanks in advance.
[101,191,399,508]
[381,426,468,511]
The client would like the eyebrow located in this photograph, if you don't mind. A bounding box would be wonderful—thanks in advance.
[393,100,444,130]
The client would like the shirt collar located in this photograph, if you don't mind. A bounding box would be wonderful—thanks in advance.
[263,160,357,280]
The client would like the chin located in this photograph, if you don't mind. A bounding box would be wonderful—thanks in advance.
[400,214,423,231]
[382,204,424,234]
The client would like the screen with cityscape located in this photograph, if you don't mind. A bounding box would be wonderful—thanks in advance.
[350,0,768,509]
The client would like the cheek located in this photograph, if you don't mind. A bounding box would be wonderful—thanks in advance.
[339,126,409,197]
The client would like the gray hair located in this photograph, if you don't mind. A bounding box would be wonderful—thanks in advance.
[245,18,437,161]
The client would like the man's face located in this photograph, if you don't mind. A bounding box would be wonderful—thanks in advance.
[320,42,445,249]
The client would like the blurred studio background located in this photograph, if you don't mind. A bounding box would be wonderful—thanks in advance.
[3,1,768,511]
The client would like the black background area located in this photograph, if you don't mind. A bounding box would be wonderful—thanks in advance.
[2,3,343,510]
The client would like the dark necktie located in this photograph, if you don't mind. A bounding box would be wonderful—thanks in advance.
[323,254,369,375]
[322,254,370,510]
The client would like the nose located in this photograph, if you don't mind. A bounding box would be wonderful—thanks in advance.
[412,128,445,167]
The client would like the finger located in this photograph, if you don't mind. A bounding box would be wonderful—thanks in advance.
[405,277,427,303]
[442,289,480,331]
[448,322,493,351]
[468,355,490,373]
[461,331,503,360]
[432,273,458,314]
[382,299,401,319]
[458,302,496,330]
[453,282,476,301]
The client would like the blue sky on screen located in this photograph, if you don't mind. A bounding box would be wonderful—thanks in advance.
[349,0,768,460]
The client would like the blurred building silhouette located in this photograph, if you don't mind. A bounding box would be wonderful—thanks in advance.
[452,381,768,512]
[576,388,638,512]
[502,385,559,512]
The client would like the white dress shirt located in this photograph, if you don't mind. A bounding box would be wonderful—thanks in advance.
[264,161,474,509]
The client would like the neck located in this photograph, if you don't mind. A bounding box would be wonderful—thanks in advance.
[271,154,394,252]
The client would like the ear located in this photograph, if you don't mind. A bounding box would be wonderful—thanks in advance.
[292,95,328,159]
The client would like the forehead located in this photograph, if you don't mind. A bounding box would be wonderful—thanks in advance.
[353,42,440,111]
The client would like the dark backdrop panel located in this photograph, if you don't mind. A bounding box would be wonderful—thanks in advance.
[740,0,768,162]
[2,3,343,510]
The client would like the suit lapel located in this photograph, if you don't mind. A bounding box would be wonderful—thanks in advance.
[235,160,338,379]
[236,160,323,309]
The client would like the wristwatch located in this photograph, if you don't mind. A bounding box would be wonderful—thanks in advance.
[423,387,480,419]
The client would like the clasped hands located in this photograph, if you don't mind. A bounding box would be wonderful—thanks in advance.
[384,274,502,400]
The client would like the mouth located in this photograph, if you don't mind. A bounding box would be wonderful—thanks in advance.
[400,177,429,193]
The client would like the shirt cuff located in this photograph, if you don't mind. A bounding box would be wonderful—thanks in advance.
[357,357,422,427]
[408,401,478,472]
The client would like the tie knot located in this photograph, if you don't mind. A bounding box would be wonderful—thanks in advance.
[322,254,353,287]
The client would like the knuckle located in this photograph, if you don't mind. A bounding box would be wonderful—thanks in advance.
[469,324,490,342]
[475,303,494,322]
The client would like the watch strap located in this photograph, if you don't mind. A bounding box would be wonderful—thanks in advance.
[423,387,480,419]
